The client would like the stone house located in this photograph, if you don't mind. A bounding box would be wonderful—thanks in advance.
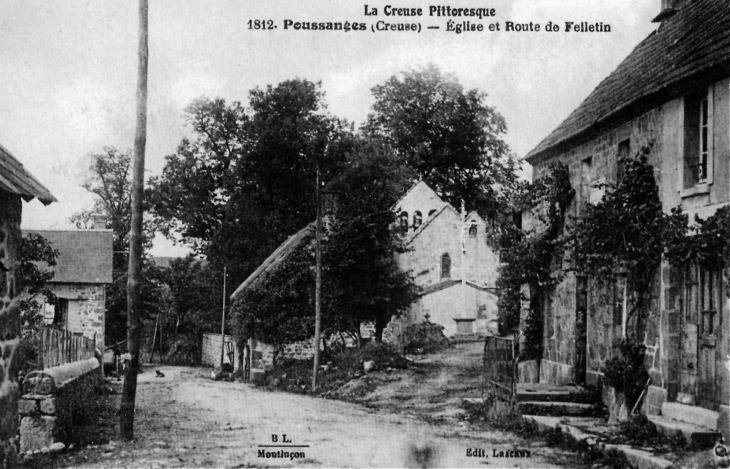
[523,0,730,435]
[26,220,113,351]
[0,143,55,467]
[393,181,500,337]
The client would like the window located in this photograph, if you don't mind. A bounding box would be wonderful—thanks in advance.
[617,139,630,183]
[441,253,451,279]
[53,298,69,329]
[590,178,605,204]
[428,209,437,218]
[398,211,409,235]
[468,222,477,237]
[413,211,422,230]
[580,157,593,212]
[683,88,713,190]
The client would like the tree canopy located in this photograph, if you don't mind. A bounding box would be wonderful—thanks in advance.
[147,80,355,286]
[363,64,520,220]
[72,147,162,344]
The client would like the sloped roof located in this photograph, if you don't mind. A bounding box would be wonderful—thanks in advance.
[404,203,459,245]
[151,256,208,269]
[0,144,56,204]
[25,230,113,284]
[231,224,315,299]
[391,179,444,211]
[418,279,497,297]
[526,0,730,163]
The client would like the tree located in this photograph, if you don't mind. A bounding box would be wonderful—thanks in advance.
[231,141,419,351]
[16,233,59,372]
[147,80,355,287]
[322,141,418,343]
[159,256,224,361]
[72,147,160,345]
[363,64,520,221]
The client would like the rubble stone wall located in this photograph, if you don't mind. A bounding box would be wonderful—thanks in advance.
[531,104,665,387]
[19,358,101,453]
[0,192,23,467]
[45,284,106,352]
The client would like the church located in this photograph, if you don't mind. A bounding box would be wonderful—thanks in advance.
[392,181,500,337]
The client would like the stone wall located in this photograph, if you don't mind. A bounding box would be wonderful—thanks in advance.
[530,79,730,432]
[19,357,100,453]
[201,333,240,370]
[531,103,665,388]
[202,333,317,374]
[44,284,106,351]
[0,192,22,467]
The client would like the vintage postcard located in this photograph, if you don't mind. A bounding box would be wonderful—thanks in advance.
[2,1,727,468]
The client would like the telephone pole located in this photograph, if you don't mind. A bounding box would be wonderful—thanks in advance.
[120,0,148,441]
[312,164,323,391]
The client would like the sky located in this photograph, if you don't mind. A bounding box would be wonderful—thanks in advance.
[0,0,659,256]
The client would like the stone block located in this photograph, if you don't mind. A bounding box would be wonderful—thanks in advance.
[643,386,666,416]
[250,369,266,383]
[39,397,56,415]
[18,398,38,415]
[662,402,719,430]
[19,416,55,453]
[518,360,539,384]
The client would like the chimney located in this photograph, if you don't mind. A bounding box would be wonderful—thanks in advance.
[90,213,107,230]
[653,0,690,23]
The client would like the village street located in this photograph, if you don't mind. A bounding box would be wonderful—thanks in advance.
[28,344,584,468]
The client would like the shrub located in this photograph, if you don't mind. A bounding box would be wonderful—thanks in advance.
[602,339,649,409]
[397,321,450,354]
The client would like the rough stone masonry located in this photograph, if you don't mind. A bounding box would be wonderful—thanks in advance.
[0,191,23,468]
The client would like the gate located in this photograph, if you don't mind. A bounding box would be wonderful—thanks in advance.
[483,335,517,403]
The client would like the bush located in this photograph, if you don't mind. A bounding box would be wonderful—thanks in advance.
[397,321,450,354]
[602,339,649,409]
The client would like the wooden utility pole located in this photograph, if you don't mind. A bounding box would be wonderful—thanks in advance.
[120,0,148,441]
[312,165,323,391]
[220,266,227,368]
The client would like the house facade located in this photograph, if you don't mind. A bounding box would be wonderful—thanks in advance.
[523,0,730,433]
[27,223,113,351]
[0,144,55,467]
[393,181,500,337]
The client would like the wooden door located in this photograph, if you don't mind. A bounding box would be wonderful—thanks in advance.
[682,265,722,410]
[697,268,722,409]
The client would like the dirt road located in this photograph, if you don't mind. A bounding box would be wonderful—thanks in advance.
[27,344,583,468]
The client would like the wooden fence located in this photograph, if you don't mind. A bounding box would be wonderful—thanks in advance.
[483,335,517,403]
[41,327,97,369]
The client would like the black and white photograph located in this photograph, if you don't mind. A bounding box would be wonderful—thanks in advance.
[2,1,730,468]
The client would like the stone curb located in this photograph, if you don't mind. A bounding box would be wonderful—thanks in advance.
[522,415,676,469]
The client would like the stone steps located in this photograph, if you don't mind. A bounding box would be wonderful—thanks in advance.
[646,402,721,448]
[646,415,720,448]
[516,383,595,404]
[517,401,594,416]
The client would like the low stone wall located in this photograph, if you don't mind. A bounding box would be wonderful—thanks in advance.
[19,357,101,452]
[201,333,240,370]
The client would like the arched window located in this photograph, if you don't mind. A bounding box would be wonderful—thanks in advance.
[468,221,477,238]
[399,211,409,235]
[413,211,423,230]
[441,253,451,279]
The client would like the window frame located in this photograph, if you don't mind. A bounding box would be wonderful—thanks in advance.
[680,86,714,197]
[440,253,451,279]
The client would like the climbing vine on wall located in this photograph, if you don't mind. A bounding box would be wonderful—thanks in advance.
[567,142,662,343]
[664,204,730,271]
[497,163,574,361]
